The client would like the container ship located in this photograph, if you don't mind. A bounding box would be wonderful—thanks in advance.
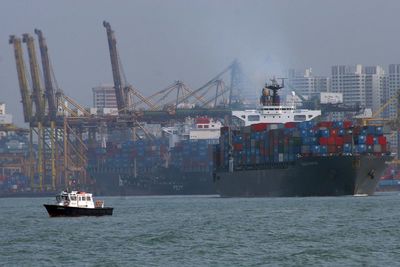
[213,79,392,197]
[87,117,221,195]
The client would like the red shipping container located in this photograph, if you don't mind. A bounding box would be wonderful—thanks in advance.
[378,136,387,145]
[335,137,344,145]
[328,145,336,153]
[327,137,336,145]
[284,122,296,128]
[343,135,352,143]
[366,135,374,145]
[251,123,268,132]
[381,144,387,152]
[234,144,243,151]
[330,129,338,136]
[318,121,333,128]
[319,137,328,145]
[353,127,361,135]
[343,121,352,129]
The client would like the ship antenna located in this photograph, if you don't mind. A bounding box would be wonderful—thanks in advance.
[266,77,285,105]
[291,91,296,108]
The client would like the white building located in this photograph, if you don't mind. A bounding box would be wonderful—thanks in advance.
[287,68,329,100]
[0,103,13,125]
[386,64,400,157]
[387,64,400,119]
[331,65,385,114]
[92,85,117,109]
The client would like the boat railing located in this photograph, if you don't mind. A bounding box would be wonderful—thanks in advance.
[95,200,104,208]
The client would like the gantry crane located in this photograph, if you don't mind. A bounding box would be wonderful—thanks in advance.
[22,33,47,190]
[103,21,128,114]
[9,35,36,188]
[103,21,158,113]
[22,33,45,122]
[8,36,33,123]
[34,29,57,121]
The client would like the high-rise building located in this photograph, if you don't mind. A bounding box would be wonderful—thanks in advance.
[92,85,117,109]
[331,64,385,113]
[0,103,12,125]
[387,64,400,119]
[364,65,386,113]
[287,68,329,100]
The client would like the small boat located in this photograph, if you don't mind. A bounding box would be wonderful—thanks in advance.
[44,190,113,217]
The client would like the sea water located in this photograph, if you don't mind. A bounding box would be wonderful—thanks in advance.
[0,193,399,266]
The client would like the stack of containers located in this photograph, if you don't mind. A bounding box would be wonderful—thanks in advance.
[216,121,390,169]
[170,139,217,173]
[86,138,169,173]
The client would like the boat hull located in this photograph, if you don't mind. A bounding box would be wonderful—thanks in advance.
[214,155,391,197]
[44,204,113,217]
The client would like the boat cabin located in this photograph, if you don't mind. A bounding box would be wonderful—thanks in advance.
[56,190,104,208]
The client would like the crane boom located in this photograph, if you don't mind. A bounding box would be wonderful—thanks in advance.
[126,85,156,110]
[34,29,57,120]
[9,35,33,123]
[103,21,127,113]
[22,33,45,121]
[372,91,400,118]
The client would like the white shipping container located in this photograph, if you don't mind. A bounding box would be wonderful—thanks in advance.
[320,92,343,104]
[90,108,98,115]
[103,108,119,115]
[0,114,12,124]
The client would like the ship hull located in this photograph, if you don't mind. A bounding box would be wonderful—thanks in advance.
[89,167,216,196]
[214,155,391,197]
[44,204,113,217]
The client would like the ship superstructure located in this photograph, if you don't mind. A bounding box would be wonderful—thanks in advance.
[162,117,223,148]
[232,78,321,126]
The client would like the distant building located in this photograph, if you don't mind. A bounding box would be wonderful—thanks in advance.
[92,85,117,109]
[387,64,400,119]
[0,103,13,125]
[287,68,329,100]
[331,65,385,114]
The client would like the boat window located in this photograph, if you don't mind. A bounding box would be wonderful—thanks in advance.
[308,115,313,118]
[82,196,86,201]
[247,115,260,121]
[294,115,306,121]
[198,125,203,128]
[70,196,76,201]
[204,125,209,128]
[87,196,91,201]
[231,116,245,127]
[241,115,246,119]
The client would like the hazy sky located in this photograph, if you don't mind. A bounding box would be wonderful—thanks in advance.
[2,0,400,125]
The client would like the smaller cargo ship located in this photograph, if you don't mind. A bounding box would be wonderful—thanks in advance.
[44,190,113,217]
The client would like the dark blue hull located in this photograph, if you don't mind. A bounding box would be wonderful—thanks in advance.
[44,204,113,217]
[214,155,392,197]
